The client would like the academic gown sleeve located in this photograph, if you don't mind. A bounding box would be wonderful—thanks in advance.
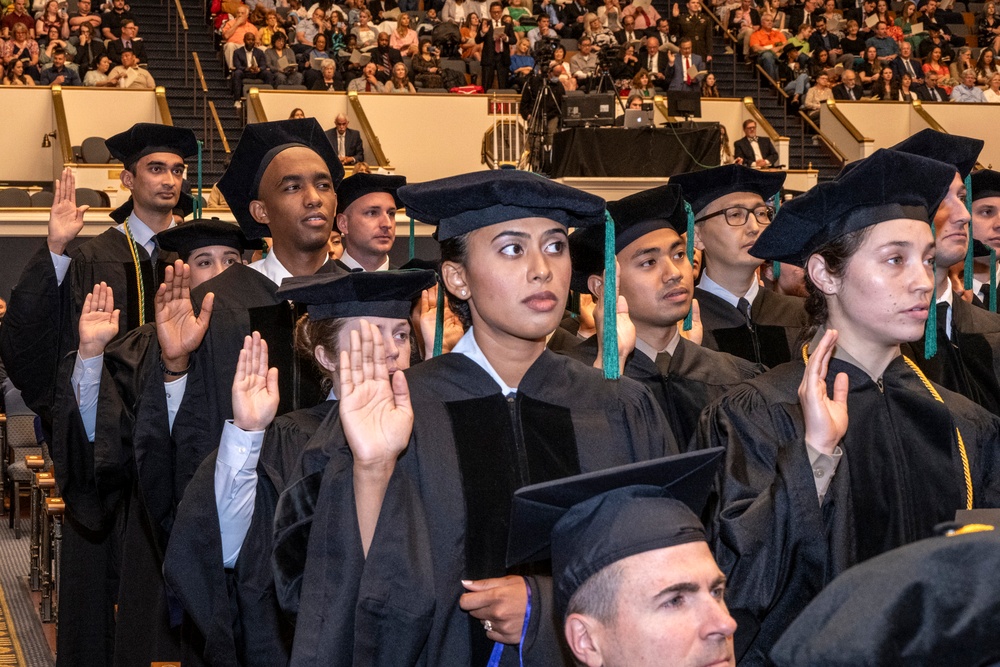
[697,367,834,665]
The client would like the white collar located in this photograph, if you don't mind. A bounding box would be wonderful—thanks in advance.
[249,247,328,286]
[451,326,518,395]
[116,212,166,255]
[698,271,759,311]
[634,329,681,362]
[340,248,390,271]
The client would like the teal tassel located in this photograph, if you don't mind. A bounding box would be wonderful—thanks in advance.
[925,281,938,359]
[772,262,781,279]
[602,210,619,380]
[683,201,694,331]
[964,174,974,290]
[408,216,415,260]
[991,248,997,313]
[432,282,444,358]
[195,140,203,219]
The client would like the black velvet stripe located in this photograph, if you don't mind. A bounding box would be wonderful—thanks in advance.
[520,395,581,488]
[249,303,325,415]
[712,324,793,368]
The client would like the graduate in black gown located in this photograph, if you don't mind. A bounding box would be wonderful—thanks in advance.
[129,119,347,555]
[700,149,1000,666]
[969,169,1000,311]
[162,269,436,667]
[272,170,677,667]
[62,220,254,666]
[669,165,807,368]
[884,131,1000,418]
[564,183,762,449]
[0,124,198,667]
[333,172,406,272]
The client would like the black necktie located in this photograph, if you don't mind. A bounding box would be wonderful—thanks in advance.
[654,351,673,376]
[849,87,855,100]
[737,297,753,328]
[937,301,950,340]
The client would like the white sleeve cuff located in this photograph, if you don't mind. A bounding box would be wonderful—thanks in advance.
[218,420,266,471]
[50,251,71,286]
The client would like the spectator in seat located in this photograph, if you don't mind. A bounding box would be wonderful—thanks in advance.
[866,21,899,61]
[347,59,385,89]
[310,56,344,89]
[640,36,669,89]
[371,30,402,83]
[443,0,472,25]
[325,114,365,165]
[106,19,146,65]
[734,118,779,168]
[509,37,534,91]
[100,0,133,40]
[750,13,786,81]
[83,53,114,85]
[949,45,974,82]
[896,71,917,99]
[222,5,259,70]
[352,9,378,50]
[802,70,832,117]
[2,0,36,39]
[951,67,986,102]
[107,47,154,87]
[984,71,1000,101]
[294,5,329,51]
[702,71,720,96]
[527,14,557,52]
[411,39,444,87]
[621,0,659,31]
[583,12,617,50]
[630,68,656,97]
[39,25,75,67]
[833,68,862,99]
[460,13,483,59]
[597,0,622,30]
[669,36,705,91]
[891,40,924,84]
[289,107,306,118]
[570,35,599,90]
[810,16,853,68]
[303,32,332,87]
[894,1,920,47]
[35,1,68,42]
[845,0,876,38]
[476,2,513,89]
[978,1,1000,54]
[368,0,398,24]
[858,44,881,92]
[74,23,105,77]
[2,24,39,79]
[651,17,679,55]
[39,47,81,85]
[266,31,302,86]
[69,0,104,39]
[917,69,947,100]
[232,31,272,100]
[776,42,809,103]
[918,22,955,61]
[674,0,712,61]
[386,60,415,91]
[919,0,964,46]
[922,44,951,94]
[258,11,285,47]
[612,42,640,81]
[561,0,592,38]
[976,47,998,85]
[391,12,419,56]
[613,14,643,47]
[2,58,35,84]
[870,64,894,98]
[841,19,866,62]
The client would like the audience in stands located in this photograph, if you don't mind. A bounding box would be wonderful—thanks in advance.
[73,23,104,76]
[3,0,36,39]
[976,47,998,85]
[222,4,258,69]
[39,25,74,66]
[288,106,305,117]
[460,13,482,59]
[2,24,39,79]
[859,44,882,91]
[891,40,923,83]
[669,37,705,91]
[675,0,711,60]
[570,35,599,89]
[630,68,655,97]
[347,59,384,90]
[702,70,720,96]
[918,23,955,61]
[641,35,669,87]
[895,1,920,45]
[107,18,145,64]
[257,11,284,47]
[294,5,327,48]
[39,46,80,84]
[2,57,34,84]
[597,0,622,30]
[870,64,894,99]
[923,45,951,93]
[621,0,659,31]
[508,37,534,91]
[67,0,102,41]
[840,19,866,60]
[832,67,861,99]
[326,113,365,164]
[387,60,415,91]
[918,68,947,99]
[952,67,987,101]
[108,47,153,87]
[392,12,419,55]
[897,71,917,99]
[352,10,378,50]
[750,13,786,80]
[372,31,403,83]
[412,38,445,87]
[266,31,302,85]
[866,21,899,60]
[83,53,113,85]
[979,1,1000,54]
[615,14,643,46]
[302,32,331,87]
[310,57,342,89]
[985,72,1000,101]
[232,31,272,100]
[100,0,133,39]
[778,43,810,104]
[950,45,974,80]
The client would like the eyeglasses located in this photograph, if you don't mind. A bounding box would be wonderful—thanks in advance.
[695,205,775,227]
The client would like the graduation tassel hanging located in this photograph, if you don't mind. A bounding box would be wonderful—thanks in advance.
[991,248,997,313]
[771,192,782,281]
[925,280,938,359]
[964,174,974,290]
[195,140,204,219]
[432,280,445,358]
[602,210,620,380]
[408,216,415,260]
[683,201,695,332]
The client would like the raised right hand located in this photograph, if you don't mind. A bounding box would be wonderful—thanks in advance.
[799,328,849,456]
[155,260,215,372]
[48,167,89,255]
[231,332,279,432]
[78,282,120,359]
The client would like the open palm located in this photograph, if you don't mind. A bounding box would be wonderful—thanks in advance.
[155,260,214,362]
[78,282,120,359]
[799,328,849,456]
[232,332,279,432]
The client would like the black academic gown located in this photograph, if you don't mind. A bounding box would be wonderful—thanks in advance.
[699,354,1000,666]
[563,335,762,450]
[695,286,807,368]
[273,350,676,667]
[1,229,171,667]
[163,401,334,667]
[903,297,1000,417]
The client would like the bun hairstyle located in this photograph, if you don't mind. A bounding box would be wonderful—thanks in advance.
[294,314,347,394]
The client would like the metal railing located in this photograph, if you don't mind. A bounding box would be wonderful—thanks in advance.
[824,99,869,144]
[155,86,174,125]
[167,0,190,85]
[799,110,846,164]
[347,91,391,168]
[50,85,74,165]
[207,100,231,166]
[742,96,782,143]
[911,100,986,170]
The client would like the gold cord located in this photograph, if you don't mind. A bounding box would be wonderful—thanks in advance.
[123,219,146,326]
[801,344,974,510]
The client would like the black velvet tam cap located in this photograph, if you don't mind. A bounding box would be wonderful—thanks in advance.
[336,173,406,215]
[569,225,604,294]
[219,119,345,240]
[751,149,957,267]
[886,128,982,179]
[156,218,259,260]
[397,170,607,241]
[276,268,437,320]
[105,123,199,170]
[669,164,786,217]
[506,448,724,619]
[972,169,1000,202]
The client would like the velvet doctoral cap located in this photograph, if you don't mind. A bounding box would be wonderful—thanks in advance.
[972,169,1000,202]
[506,448,724,619]
[771,529,1000,667]
[669,164,785,217]
[750,149,957,267]
[336,173,406,214]
[276,269,437,320]
[569,183,689,292]
[218,118,345,239]
[105,123,199,171]
[397,170,607,241]
[156,218,259,260]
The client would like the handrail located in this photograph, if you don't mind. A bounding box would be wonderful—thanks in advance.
[155,86,173,125]
[823,99,870,143]
[742,96,783,142]
[755,63,789,99]
[247,87,268,122]
[173,0,189,84]
[49,85,74,165]
[911,100,986,170]
[208,100,231,154]
[192,51,209,138]
[799,110,847,164]
[347,90,390,168]
[192,52,208,94]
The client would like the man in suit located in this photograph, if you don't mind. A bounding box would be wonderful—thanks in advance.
[916,70,948,101]
[561,0,590,38]
[832,68,862,100]
[733,118,779,168]
[845,0,876,38]
[231,33,273,100]
[809,16,852,67]
[642,35,671,89]
[649,18,680,53]
[476,1,515,89]
[614,14,644,47]
[668,38,704,91]
[325,114,366,166]
[106,19,147,65]
[368,0,399,23]
[891,40,924,84]
[371,31,403,83]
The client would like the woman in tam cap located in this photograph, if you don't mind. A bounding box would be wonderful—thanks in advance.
[275,169,677,667]
[699,149,1000,666]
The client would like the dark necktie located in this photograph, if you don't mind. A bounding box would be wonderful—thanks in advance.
[848,86,856,99]
[382,50,390,73]
[366,80,372,91]
[737,297,753,328]
[905,59,914,77]
[937,301,950,340]
[654,351,673,376]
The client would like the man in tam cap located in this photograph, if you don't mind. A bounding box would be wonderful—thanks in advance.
[506,449,735,667]
[0,122,197,667]
[334,172,406,271]
[969,169,1000,309]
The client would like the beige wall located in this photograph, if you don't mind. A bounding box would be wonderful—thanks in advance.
[919,103,1000,168]
[0,88,58,183]
[59,88,163,149]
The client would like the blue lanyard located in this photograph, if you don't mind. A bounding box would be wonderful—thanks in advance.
[486,578,533,667]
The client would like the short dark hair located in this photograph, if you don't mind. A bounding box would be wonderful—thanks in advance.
[742,118,756,129]
[121,18,135,27]
[565,561,623,624]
